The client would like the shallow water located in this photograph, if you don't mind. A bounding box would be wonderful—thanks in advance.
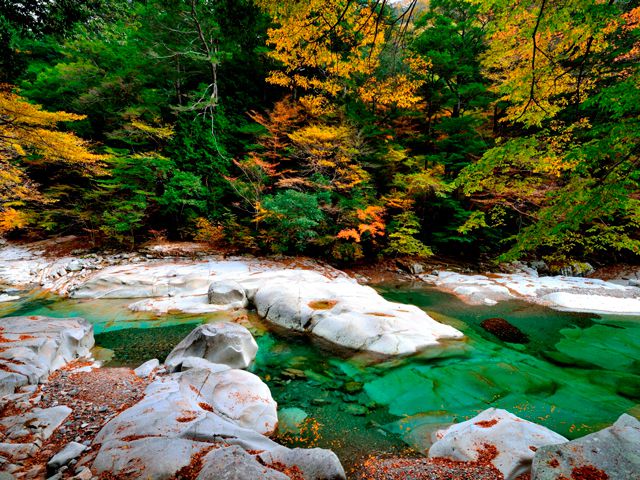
[2,283,639,473]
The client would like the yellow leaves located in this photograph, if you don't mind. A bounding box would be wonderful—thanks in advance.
[129,120,174,140]
[288,123,369,190]
[481,0,616,126]
[358,74,425,110]
[261,1,388,100]
[0,86,107,174]
[0,85,107,210]
[298,95,333,117]
[0,208,31,234]
[0,85,86,128]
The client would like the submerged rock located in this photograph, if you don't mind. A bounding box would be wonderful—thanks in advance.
[480,318,529,344]
[278,407,308,434]
[0,316,94,397]
[164,322,258,371]
[428,408,567,480]
[532,413,640,480]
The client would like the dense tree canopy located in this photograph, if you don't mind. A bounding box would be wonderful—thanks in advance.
[0,0,638,267]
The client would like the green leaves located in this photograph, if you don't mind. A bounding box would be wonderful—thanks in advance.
[259,190,326,253]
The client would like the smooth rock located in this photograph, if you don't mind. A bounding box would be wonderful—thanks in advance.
[258,447,346,480]
[425,271,640,315]
[170,356,231,374]
[91,367,343,479]
[207,280,248,308]
[180,368,278,434]
[532,413,640,480]
[133,358,159,378]
[93,437,211,479]
[428,408,567,480]
[0,316,94,397]
[66,260,84,272]
[48,442,88,470]
[165,322,258,370]
[0,406,72,441]
[252,270,463,355]
[278,407,308,434]
[196,445,289,480]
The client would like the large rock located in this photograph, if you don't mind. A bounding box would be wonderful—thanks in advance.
[92,367,345,479]
[67,261,464,357]
[258,447,346,480]
[0,406,72,442]
[423,271,640,314]
[0,316,94,397]
[70,261,253,299]
[47,441,88,470]
[428,408,567,480]
[133,358,159,378]
[196,445,289,480]
[532,413,640,480]
[164,322,258,370]
[208,280,248,308]
[251,270,464,356]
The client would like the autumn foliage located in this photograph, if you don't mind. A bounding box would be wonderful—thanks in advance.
[0,0,638,265]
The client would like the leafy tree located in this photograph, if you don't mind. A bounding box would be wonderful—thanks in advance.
[0,86,106,234]
[258,190,326,253]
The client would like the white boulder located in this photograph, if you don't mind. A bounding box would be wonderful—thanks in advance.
[133,358,160,378]
[428,408,567,480]
[0,316,94,397]
[92,367,345,479]
[252,270,464,356]
[208,280,248,308]
[164,322,258,371]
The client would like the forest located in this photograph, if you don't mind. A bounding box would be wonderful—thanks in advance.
[1,0,639,267]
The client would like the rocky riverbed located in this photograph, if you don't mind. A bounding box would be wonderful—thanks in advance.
[1,237,639,479]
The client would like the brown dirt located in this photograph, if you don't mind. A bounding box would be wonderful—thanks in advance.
[2,362,151,478]
[354,455,503,480]
[571,465,609,480]
[475,419,500,428]
[308,300,338,310]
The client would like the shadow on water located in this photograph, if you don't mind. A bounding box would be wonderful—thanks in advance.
[2,282,640,473]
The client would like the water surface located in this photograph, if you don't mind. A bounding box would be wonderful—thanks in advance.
[2,283,639,473]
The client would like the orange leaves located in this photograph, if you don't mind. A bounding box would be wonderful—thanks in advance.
[337,206,385,242]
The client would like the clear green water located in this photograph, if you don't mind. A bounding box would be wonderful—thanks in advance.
[2,283,639,473]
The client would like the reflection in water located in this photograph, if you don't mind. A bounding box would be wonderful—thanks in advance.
[2,283,639,471]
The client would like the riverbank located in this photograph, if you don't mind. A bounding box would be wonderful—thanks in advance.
[1,237,639,479]
[2,236,639,317]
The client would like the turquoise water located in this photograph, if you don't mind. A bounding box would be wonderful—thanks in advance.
[2,283,639,472]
